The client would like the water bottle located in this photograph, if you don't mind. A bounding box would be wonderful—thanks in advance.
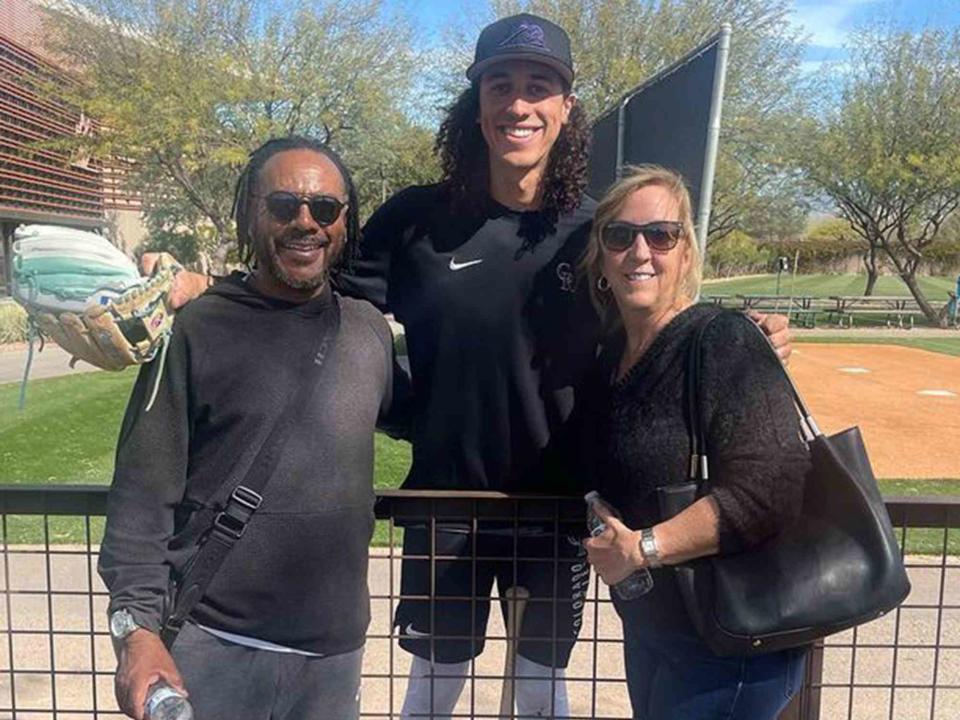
[584,491,654,600]
[145,681,193,720]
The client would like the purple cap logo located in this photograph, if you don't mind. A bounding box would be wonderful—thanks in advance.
[499,22,548,50]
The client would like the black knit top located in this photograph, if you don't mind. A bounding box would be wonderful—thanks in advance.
[580,303,810,628]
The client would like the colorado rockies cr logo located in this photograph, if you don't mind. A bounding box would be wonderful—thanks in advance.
[499,22,547,49]
[556,262,575,293]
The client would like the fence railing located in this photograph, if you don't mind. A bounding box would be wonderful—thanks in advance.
[0,485,956,719]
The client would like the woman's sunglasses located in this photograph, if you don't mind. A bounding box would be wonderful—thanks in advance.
[262,192,347,226]
[600,221,684,253]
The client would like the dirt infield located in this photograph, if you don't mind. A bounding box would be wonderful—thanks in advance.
[790,344,960,478]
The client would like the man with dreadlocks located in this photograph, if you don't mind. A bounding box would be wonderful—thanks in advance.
[99,137,407,720]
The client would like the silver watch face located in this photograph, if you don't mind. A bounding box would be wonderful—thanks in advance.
[109,609,138,640]
[641,529,661,567]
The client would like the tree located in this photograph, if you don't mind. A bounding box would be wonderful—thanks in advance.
[806,216,877,280]
[435,0,810,244]
[794,26,960,318]
[42,0,437,270]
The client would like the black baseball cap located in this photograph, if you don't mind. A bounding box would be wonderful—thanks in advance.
[466,13,574,86]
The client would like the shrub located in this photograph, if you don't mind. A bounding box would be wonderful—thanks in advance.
[705,231,774,277]
[768,236,863,269]
[925,240,960,275]
[135,229,201,268]
[0,301,29,344]
[806,217,856,243]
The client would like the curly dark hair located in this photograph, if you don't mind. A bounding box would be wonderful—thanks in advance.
[231,136,361,272]
[435,83,590,220]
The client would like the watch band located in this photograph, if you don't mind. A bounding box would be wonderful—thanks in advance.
[109,608,140,641]
[640,527,662,568]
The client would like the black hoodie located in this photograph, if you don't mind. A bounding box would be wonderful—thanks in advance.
[98,275,404,655]
[338,184,601,493]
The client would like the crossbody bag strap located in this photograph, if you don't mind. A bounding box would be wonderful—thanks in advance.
[160,298,341,648]
[685,311,821,491]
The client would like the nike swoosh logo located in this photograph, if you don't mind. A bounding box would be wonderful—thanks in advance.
[403,623,430,637]
[449,258,484,271]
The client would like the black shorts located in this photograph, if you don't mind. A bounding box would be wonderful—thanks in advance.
[394,525,589,667]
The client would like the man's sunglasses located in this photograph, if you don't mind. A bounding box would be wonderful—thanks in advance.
[600,221,684,253]
[261,192,347,226]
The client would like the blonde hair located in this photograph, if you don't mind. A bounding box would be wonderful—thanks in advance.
[580,164,702,329]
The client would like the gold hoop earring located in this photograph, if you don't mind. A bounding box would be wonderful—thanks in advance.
[597,275,610,292]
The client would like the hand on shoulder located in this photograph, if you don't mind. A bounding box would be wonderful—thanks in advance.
[140,253,211,310]
[745,310,792,362]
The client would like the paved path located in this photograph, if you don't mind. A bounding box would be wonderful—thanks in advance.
[0,343,100,386]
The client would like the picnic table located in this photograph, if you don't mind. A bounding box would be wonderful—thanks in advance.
[736,294,816,311]
[735,294,818,327]
[700,294,732,306]
[828,295,925,328]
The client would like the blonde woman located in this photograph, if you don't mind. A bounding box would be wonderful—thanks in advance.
[580,166,810,719]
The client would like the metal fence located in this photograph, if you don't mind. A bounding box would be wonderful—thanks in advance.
[0,486,956,719]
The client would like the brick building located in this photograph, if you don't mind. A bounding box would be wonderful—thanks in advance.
[0,0,144,296]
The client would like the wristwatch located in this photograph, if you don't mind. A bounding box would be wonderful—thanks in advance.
[639,527,663,568]
[108,608,141,642]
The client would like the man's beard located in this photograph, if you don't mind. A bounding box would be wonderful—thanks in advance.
[255,239,331,290]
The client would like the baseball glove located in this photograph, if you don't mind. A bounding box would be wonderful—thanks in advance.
[11,225,181,372]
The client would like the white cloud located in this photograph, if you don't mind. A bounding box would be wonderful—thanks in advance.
[790,0,876,48]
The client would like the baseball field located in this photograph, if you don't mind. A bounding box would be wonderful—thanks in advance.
[790,341,959,478]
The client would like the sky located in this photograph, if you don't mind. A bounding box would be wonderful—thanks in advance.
[385,0,960,68]
[794,0,960,72]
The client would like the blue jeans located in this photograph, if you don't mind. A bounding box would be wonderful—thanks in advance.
[622,620,807,719]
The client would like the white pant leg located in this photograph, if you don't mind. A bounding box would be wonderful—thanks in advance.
[401,655,469,720]
[515,655,571,719]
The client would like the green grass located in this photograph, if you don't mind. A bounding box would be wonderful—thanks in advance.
[1,369,412,544]
[1,369,138,483]
[702,273,956,299]
[372,433,411,546]
[879,480,960,555]
[795,335,960,357]
[1,370,413,486]
[879,479,959,496]
[2,372,956,549]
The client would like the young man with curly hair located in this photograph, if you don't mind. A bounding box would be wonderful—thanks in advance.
[342,14,619,718]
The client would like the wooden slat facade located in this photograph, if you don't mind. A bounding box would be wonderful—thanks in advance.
[0,0,143,295]
[0,33,105,225]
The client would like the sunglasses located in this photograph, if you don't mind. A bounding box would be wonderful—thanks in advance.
[261,192,347,226]
[600,221,684,253]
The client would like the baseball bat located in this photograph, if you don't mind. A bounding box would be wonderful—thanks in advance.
[499,585,530,719]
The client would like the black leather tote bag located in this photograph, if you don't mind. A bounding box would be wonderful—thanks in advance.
[657,315,911,657]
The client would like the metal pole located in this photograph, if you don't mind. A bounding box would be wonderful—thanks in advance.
[695,23,732,267]
[615,99,627,180]
[1,222,14,296]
